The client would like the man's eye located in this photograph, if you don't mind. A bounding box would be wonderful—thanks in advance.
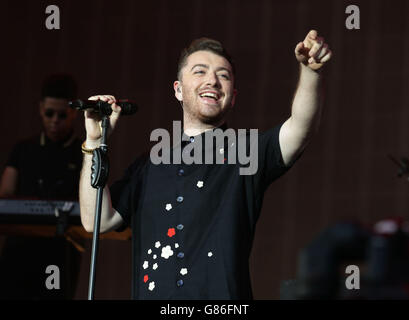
[194,70,205,74]
[219,74,230,80]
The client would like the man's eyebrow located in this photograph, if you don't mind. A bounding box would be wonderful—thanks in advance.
[216,67,232,74]
[191,64,208,71]
[190,64,232,74]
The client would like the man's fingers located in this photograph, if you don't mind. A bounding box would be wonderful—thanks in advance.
[308,49,332,65]
[109,105,121,130]
[320,50,332,63]
[303,29,318,47]
[308,37,324,57]
[295,42,304,55]
[88,95,111,102]
[111,103,122,114]
[297,30,332,68]
[317,44,329,60]
[87,95,117,104]
[101,95,112,103]
[308,30,318,39]
[84,94,121,139]
[105,95,116,104]
[86,95,120,118]
[304,30,318,44]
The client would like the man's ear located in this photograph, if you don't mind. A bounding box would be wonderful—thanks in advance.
[173,81,183,102]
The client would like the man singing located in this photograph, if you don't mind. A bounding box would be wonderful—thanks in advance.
[79,30,332,299]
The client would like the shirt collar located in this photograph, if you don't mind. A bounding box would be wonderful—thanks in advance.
[180,123,228,149]
[40,131,76,148]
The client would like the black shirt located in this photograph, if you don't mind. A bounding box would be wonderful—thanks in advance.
[110,124,293,299]
[6,132,82,199]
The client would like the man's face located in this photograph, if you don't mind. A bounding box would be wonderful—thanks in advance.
[175,50,237,125]
[39,97,76,142]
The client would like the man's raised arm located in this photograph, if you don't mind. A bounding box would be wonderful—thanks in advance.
[279,30,333,166]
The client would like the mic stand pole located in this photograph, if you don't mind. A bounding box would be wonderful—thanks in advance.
[88,115,110,300]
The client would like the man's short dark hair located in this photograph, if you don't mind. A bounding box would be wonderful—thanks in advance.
[177,38,235,81]
[41,74,77,100]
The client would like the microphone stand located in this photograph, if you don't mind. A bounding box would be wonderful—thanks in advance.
[88,115,110,300]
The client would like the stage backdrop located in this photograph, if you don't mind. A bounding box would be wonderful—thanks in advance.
[0,0,408,299]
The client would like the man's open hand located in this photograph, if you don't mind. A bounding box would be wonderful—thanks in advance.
[295,30,332,71]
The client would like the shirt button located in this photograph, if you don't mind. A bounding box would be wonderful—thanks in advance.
[177,169,185,176]
[177,279,184,287]
[176,196,184,203]
[177,252,184,259]
[176,224,184,231]
[189,137,195,143]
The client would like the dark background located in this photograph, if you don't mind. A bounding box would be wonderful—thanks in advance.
[0,0,408,299]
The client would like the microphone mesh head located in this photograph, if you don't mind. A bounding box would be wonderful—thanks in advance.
[118,100,138,115]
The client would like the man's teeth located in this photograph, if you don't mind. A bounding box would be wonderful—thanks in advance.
[200,93,218,99]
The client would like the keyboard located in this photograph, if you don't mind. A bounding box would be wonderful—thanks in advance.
[0,199,81,225]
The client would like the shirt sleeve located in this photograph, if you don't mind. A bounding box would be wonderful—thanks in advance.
[253,123,295,192]
[109,155,148,232]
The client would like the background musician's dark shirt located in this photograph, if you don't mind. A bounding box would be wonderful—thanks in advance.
[6,133,82,199]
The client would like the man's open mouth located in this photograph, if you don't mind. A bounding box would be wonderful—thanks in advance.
[198,91,221,104]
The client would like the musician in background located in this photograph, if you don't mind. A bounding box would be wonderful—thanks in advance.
[0,74,82,199]
[0,74,82,300]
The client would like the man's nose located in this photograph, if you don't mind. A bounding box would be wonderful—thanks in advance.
[206,72,221,88]
[51,114,60,122]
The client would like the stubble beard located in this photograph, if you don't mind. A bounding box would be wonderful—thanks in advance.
[183,99,232,127]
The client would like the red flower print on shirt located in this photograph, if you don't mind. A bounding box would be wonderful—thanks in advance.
[167,228,176,237]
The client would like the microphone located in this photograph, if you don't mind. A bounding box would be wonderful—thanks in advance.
[69,99,138,116]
